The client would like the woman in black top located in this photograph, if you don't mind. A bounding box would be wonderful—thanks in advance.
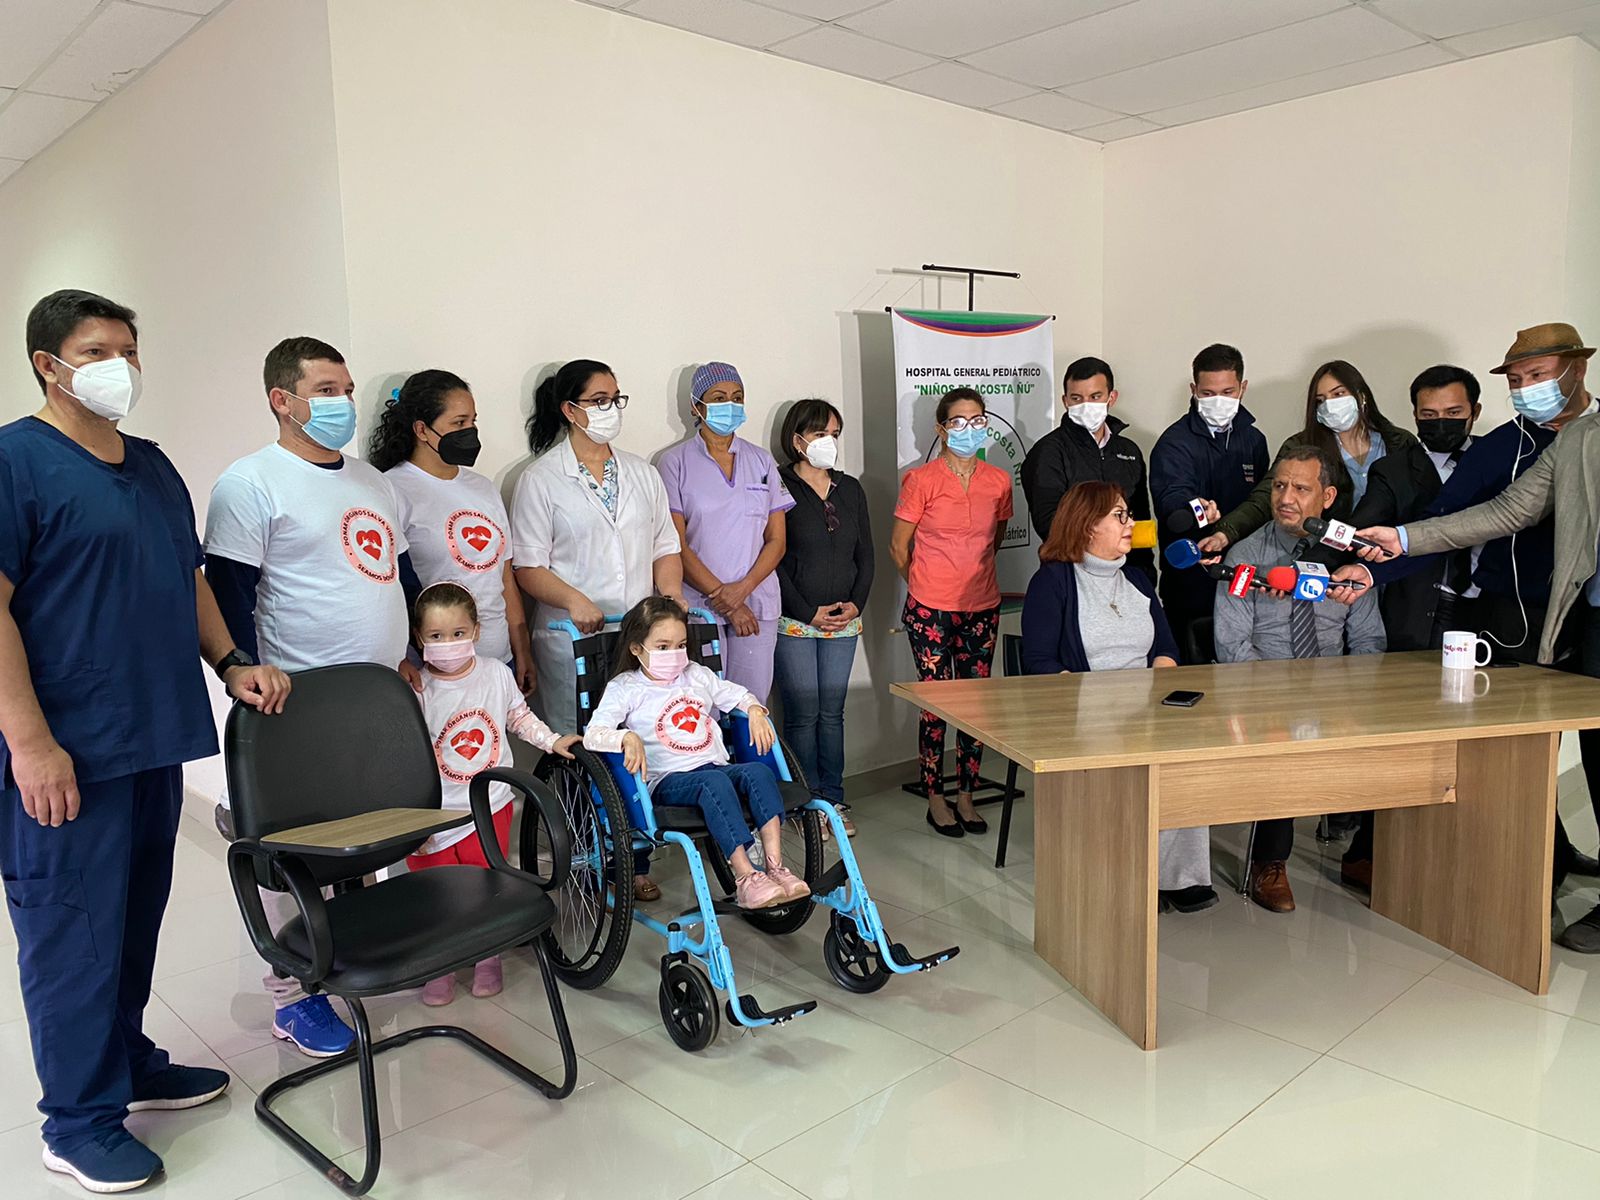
[775,400,874,833]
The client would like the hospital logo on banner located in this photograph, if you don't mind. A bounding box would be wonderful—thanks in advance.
[435,707,502,783]
[446,510,505,572]
[340,507,398,583]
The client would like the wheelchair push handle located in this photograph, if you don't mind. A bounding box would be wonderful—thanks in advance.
[548,606,719,641]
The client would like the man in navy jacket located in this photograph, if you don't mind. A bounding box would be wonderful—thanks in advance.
[1150,344,1270,662]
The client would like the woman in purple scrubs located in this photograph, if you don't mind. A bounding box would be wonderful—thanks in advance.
[657,362,794,701]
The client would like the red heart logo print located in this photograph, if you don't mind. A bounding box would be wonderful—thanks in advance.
[461,525,492,552]
[670,706,700,734]
[451,728,485,760]
[355,529,383,559]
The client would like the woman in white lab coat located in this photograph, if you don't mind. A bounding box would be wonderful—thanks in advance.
[512,358,684,897]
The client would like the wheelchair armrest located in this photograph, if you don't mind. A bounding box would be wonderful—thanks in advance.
[226,840,332,985]
[470,767,572,892]
[258,808,471,858]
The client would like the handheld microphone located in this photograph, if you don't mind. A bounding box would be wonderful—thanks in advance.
[1263,562,1366,599]
[1130,519,1158,550]
[1304,516,1393,558]
[1163,499,1214,538]
[1163,539,1203,569]
[1221,563,1262,597]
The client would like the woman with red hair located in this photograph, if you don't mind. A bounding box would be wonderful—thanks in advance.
[1022,481,1215,912]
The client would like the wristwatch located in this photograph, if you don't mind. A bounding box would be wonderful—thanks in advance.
[213,648,254,681]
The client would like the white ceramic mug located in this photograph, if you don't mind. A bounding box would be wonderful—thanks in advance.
[1441,630,1492,670]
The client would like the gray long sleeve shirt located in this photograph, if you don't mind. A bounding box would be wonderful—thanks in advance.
[1214,520,1387,662]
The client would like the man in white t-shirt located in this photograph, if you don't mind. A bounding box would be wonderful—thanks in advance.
[204,336,418,1057]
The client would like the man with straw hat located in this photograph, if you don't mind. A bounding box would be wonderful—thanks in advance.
[1341,322,1600,951]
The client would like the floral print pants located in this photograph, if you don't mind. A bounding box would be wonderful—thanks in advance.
[902,597,1000,797]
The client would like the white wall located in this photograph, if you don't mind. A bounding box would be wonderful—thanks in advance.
[0,0,349,800]
[324,0,1104,776]
[1101,38,1593,455]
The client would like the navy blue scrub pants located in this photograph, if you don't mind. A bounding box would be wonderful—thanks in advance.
[1,766,183,1149]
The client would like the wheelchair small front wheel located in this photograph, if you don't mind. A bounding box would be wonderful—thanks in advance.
[823,911,891,994]
[658,960,720,1052]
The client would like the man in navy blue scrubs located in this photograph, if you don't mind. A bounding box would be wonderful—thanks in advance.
[0,290,290,1193]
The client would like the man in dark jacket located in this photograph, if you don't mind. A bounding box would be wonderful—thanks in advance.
[1149,343,1270,661]
[1021,356,1154,581]
[1350,364,1484,653]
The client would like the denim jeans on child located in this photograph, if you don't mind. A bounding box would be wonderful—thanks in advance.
[649,761,786,857]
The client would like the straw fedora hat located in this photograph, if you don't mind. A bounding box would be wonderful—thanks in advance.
[1489,322,1595,373]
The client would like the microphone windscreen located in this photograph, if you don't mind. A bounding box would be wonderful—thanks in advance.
[1164,507,1201,536]
[1264,566,1298,592]
[1163,539,1202,569]
[1303,516,1329,537]
[1130,519,1158,550]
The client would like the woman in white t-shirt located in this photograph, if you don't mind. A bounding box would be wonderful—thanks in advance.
[583,597,807,911]
[371,369,533,688]
[407,583,579,1006]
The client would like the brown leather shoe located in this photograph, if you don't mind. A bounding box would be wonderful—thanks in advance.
[1248,860,1296,913]
[1340,857,1372,893]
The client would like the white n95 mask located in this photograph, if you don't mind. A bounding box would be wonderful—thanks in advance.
[53,354,142,421]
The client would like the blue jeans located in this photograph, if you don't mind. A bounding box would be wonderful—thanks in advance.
[773,634,858,805]
[1,767,182,1148]
[649,762,786,858]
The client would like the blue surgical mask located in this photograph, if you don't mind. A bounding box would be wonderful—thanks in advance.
[945,425,987,458]
[289,392,357,450]
[700,401,746,436]
[1510,363,1573,425]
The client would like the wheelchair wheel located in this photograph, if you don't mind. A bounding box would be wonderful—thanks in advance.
[823,910,891,994]
[528,747,634,990]
[658,960,719,1052]
[703,807,824,935]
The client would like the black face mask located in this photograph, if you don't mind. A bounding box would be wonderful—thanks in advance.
[1415,418,1470,454]
[431,426,481,467]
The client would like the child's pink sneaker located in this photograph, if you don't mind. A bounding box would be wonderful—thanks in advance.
[472,956,504,998]
[735,870,789,910]
[763,864,812,902]
[421,973,457,1007]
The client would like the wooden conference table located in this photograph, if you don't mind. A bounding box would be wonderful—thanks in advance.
[891,652,1600,1050]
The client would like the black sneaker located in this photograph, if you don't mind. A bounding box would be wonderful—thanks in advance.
[1159,885,1219,913]
[1556,903,1600,954]
[43,1130,162,1193]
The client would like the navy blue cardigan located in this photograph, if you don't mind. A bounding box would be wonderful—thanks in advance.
[1021,559,1180,674]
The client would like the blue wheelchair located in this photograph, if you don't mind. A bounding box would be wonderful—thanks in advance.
[519,608,958,1051]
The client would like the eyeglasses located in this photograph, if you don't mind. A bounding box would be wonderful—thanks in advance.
[1108,508,1134,525]
[823,498,839,533]
[942,416,989,432]
[577,395,629,411]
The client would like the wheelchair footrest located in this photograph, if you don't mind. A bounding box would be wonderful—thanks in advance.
[887,942,961,972]
[812,860,849,896]
[725,994,818,1027]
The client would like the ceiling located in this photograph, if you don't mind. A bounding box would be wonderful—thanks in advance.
[584,0,1600,141]
[0,0,227,187]
[2,0,1599,190]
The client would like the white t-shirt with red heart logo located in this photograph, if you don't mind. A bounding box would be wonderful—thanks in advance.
[583,662,757,784]
[416,657,561,854]
[387,462,514,662]
[204,444,409,672]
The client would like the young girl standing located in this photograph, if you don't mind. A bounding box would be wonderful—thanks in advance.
[407,583,579,1005]
[583,597,808,910]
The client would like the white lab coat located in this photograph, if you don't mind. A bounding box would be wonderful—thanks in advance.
[510,437,680,733]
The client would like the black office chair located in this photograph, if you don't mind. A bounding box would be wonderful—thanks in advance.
[994,633,1026,869]
[224,664,577,1196]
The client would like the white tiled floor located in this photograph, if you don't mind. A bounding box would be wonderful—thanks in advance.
[1,772,1598,1198]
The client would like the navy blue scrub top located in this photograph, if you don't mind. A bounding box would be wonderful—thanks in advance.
[0,417,217,787]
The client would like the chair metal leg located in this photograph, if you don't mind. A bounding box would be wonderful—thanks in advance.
[995,760,1020,869]
[1237,822,1258,896]
[255,942,578,1195]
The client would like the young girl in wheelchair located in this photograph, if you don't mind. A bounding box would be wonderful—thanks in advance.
[409,582,580,1005]
[584,596,811,911]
